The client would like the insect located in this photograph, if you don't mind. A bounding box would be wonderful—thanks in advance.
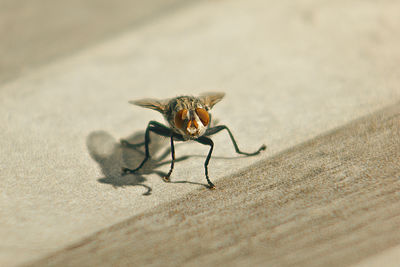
[121,92,266,189]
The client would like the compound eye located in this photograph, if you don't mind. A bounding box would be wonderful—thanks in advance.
[174,109,188,130]
[195,108,209,126]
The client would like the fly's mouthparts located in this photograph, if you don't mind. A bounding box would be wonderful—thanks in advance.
[186,127,198,135]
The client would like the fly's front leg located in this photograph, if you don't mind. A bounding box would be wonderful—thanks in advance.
[121,121,174,175]
[196,136,216,189]
[163,135,175,182]
[205,125,266,156]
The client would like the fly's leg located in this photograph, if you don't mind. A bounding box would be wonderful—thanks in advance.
[196,136,215,189]
[163,135,175,182]
[121,121,175,175]
[205,125,266,156]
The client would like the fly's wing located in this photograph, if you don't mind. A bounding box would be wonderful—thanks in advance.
[129,98,169,114]
[198,92,225,110]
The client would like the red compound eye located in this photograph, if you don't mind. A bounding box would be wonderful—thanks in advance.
[174,109,188,130]
[195,108,209,126]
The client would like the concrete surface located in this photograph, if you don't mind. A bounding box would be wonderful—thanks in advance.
[1,0,399,266]
[28,104,400,267]
[0,0,196,84]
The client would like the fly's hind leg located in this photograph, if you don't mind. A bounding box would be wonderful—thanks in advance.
[205,125,266,156]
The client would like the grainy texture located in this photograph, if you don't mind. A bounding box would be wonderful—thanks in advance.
[29,104,400,267]
[2,0,400,265]
[0,0,195,84]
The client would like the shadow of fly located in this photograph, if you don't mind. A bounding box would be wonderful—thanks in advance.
[121,92,266,189]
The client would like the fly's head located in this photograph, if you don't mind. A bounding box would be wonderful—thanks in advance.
[170,98,209,139]
[130,92,225,140]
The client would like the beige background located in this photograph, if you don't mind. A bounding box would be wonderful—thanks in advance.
[1,0,399,266]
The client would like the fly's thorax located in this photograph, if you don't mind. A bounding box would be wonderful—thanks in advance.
[165,96,210,139]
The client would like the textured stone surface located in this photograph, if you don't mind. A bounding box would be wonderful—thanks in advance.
[0,0,196,84]
[1,0,400,266]
[29,104,400,267]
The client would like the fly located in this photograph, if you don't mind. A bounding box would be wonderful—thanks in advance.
[121,92,266,189]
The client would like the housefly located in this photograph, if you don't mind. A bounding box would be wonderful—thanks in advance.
[121,92,266,189]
